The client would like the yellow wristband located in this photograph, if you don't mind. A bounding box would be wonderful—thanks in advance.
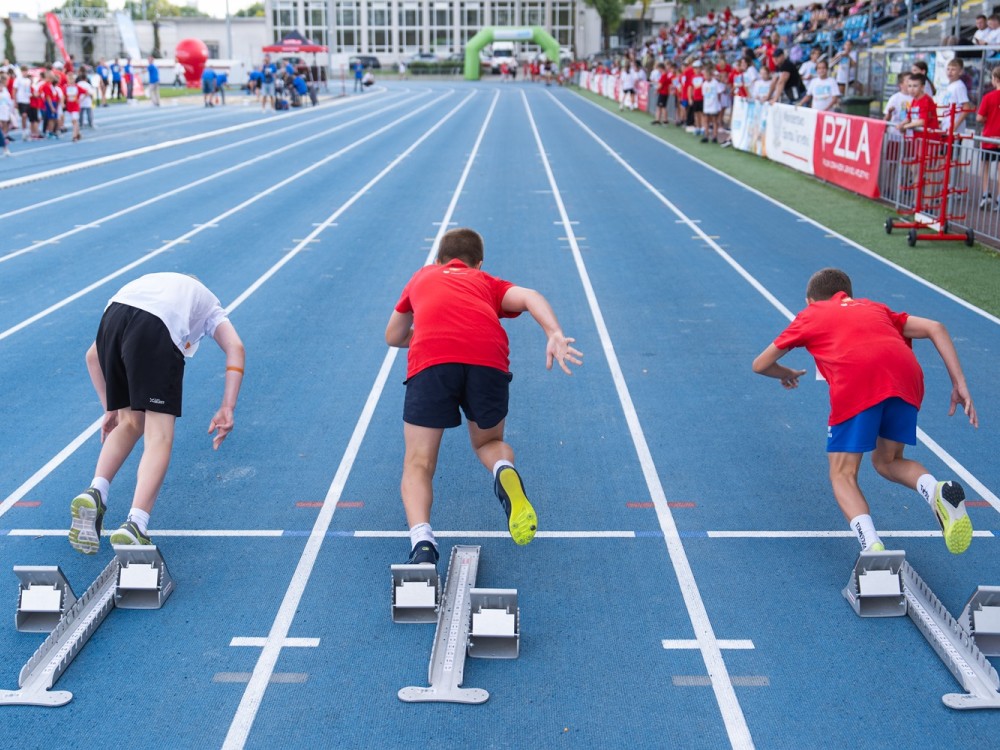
[226,366,245,375]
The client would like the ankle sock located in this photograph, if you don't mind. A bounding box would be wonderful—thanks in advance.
[492,459,514,479]
[409,522,435,550]
[90,477,110,505]
[916,474,937,508]
[850,514,881,551]
[127,508,150,535]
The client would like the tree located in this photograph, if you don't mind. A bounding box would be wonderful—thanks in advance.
[3,17,15,64]
[235,2,265,18]
[123,0,209,20]
[60,0,110,10]
[582,0,624,51]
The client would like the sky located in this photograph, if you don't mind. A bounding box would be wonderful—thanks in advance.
[2,1,259,21]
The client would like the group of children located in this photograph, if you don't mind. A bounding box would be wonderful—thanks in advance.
[67,230,977,577]
[1,62,95,149]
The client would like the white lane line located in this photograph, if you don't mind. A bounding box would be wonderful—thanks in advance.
[706,530,996,539]
[354,529,637,538]
[0,90,468,523]
[0,90,450,343]
[230,637,320,648]
[663,640,755,650]
[569,90,1000,328]
[524,90,754,750]
[0,91,414,222]
[0,92,425,265]
[222,90,498,750]
[2,529,285,536]
[0,94,362,191]
[548,92,1000,521]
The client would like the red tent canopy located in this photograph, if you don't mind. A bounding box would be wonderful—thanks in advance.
[263,31,328,54]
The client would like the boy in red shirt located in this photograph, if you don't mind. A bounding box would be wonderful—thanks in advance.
[898,73,938,133]
[976,66,1000,210]
[752,268,977,555]
[63,77,82,142]
[652,61,671,126]
[385,228,582,565]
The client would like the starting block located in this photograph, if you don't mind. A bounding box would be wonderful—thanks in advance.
[390,564,439,624]
[959,586,1000,657]
[397,545,519,704]
[1,546,175,708]
[14,566,77,633]
[844,549,1000,710]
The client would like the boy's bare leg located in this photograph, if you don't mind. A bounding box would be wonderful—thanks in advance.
[828,451,868,519]
[469,419,537,545]
[870,437,925,489]
[401,422,444,527]
[467,419,513,470]
[130,410,176,514]
[94,407,145,482]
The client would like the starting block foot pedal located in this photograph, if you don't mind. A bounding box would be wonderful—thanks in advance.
[391,564,440,624]
[842,550,907,617]
[14,566,77,633]
[113,545,175,609]
[468,588,519,659]
[959,586,1000,657]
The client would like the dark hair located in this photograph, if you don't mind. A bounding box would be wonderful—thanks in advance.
[806,268,853,300]
[896,72,909,84]
[948,57,964,70]
[909,72,927,86]
[911,60,929,73]
[437,228,484,266]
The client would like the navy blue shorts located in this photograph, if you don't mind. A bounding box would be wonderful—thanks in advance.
[403,364,512,430]
[826,397,918,453]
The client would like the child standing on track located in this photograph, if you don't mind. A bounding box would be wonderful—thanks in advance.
[69,273,245,553]
[752,268,978,554]
[385,228,582,566]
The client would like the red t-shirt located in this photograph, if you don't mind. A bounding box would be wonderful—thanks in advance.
[690,72,705,102]
[657,71,671,96]
[63,83,80,112]
[395,259,521,379]
[39,81,56,104]
[773,292,923,425]
[978,89,1000,148]
[908,93,939,131]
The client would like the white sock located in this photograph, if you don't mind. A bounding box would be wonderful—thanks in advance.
[492,459,514,478]
[849,514,881,550]
[90,477,110,504]
[409,522,435,550]
[916,473,937,508]
[127,508,150,535]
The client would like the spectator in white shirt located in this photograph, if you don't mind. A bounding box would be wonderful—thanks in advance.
[972,15,989,45]
[937,58,973,135]
[986,15,1000,46]
[798,60,840,111]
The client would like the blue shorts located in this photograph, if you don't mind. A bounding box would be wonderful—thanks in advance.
[403,364,511,430]
[826,397,918,453]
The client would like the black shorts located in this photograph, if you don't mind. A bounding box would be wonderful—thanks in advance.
[26,106,38,123]
[403,363,512,430]
[692,100,704,113]
[17,102,29,115]
[657,93,668,107]
[981,147,1000,163]
[96,303,185,417]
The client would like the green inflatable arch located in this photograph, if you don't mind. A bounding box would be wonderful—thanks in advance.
[464,27,560,80]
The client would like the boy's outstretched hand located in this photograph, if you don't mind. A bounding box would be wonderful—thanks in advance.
[546,333,583,375]
[208,406,235,450]
[949,383,978,427]
[780,368,808,389]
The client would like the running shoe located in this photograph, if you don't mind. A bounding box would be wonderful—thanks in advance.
[110,521,152,546]
[868,542,886,552]
[406,542,439,566]
[933,481,972,554]
[494,467,537,546]
[69,488,106,554]
[979,193,993,210]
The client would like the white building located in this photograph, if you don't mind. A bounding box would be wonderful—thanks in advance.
[264,0,604,64]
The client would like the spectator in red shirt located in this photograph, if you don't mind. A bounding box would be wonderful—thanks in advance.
[976,66,1000,210]
[63,75,82,141]
[898,73,939,132]
[752,268,977,555]
[652,61,671,125]
[384,228,582,566]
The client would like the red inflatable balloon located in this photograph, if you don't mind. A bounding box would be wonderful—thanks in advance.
[175,38,208,88]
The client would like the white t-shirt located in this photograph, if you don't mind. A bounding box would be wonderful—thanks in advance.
[936,79,970,133]
[702,79,725,114]
[835,50,857,85]
[620,70,637,90]
[751,77,772,101]
[78,80,93,109]
[108,273,228,358]
[807,76,840,111]
[14,75,32,105]
[986,27,1000,45]
[885,91,913,125]
[0,89,11,121]
[973,28,990,45]
[798,59,817,82]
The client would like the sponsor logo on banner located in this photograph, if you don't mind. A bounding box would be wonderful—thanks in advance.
[730,97,768,156]
[764,102,817,174]
[637,80,649,112]
[813,112,886,198]
[45,13,70,64]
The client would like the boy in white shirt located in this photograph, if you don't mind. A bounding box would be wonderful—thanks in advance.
[798,47,821,86]
[69,273,246,552]
[798,60,840,111]
[884,73,912,125]
[619,61,637,111]
[701,65,725,143]
[936,57,972,135]
[751,65,773,102]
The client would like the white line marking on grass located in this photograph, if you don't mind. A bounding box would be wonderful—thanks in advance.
[0,94,411,223]
[569,91,1000,327]
[548,92,1000,521]
[0,91,448,343]
[663,640,755,650]
[0,92,424,265]
[222,90,499,750]
[0,90,469,524]
[525,90,754,750]
[0,95,370,191]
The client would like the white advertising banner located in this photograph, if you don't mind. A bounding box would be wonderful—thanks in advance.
[729,97,768,156]
[764,102,817,174]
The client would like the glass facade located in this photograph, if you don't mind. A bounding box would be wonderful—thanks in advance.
[268,0,577,57]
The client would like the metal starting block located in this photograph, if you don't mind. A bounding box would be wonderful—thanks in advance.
[391,564,440,624]
[14,566,77,633]
[842,549,906,617]
[959,586,1000,657]
[468,588,519,659]
[113,545,175,609]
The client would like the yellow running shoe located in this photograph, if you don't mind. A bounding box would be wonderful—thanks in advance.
[495,467,537,545]
[68,488,106,555]
[868,542,886,552]
[933,481,972,554]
